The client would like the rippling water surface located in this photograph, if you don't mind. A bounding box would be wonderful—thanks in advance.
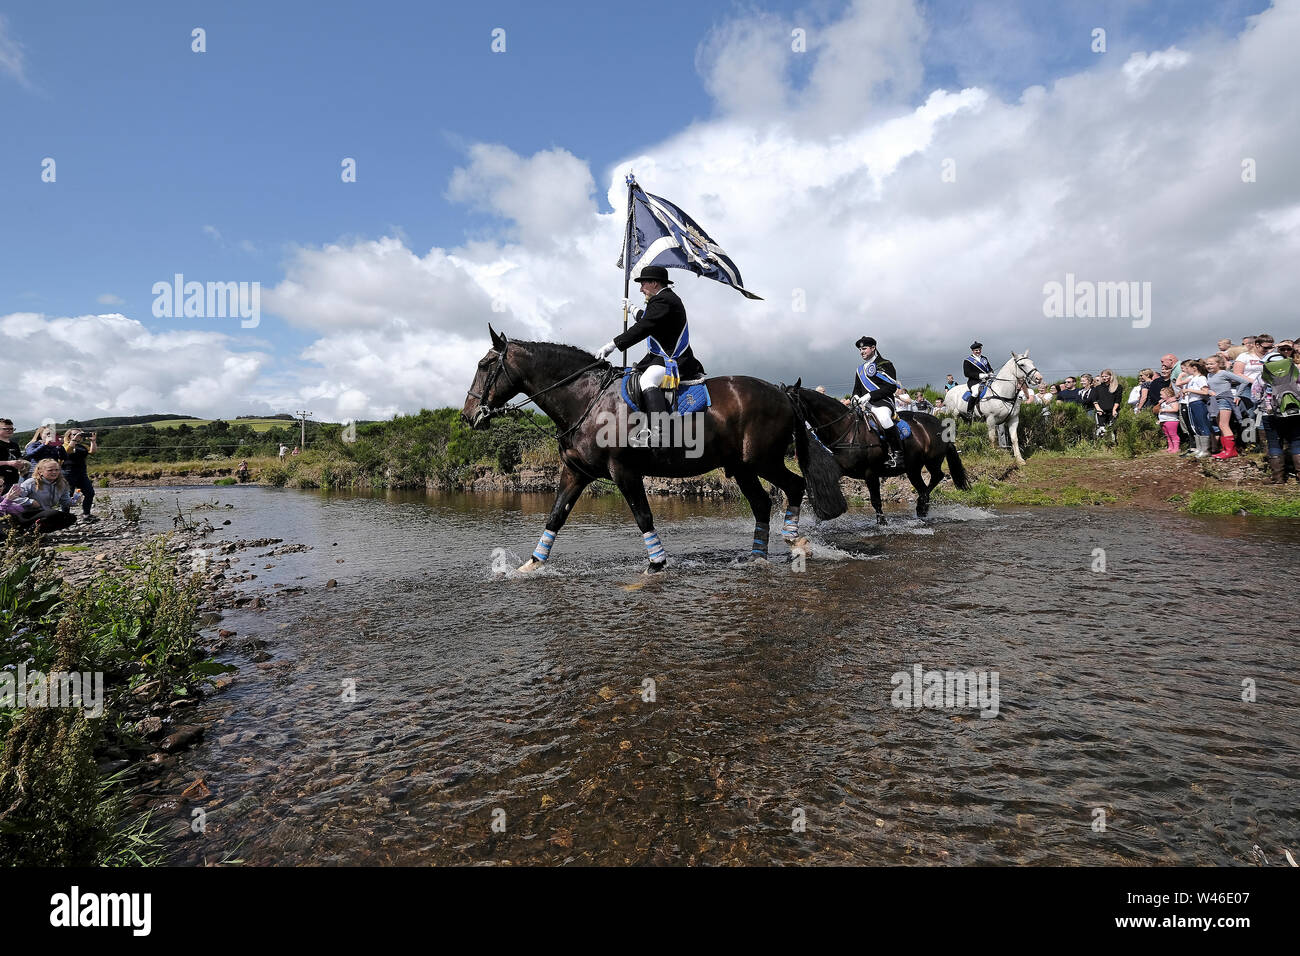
[135,486,1299,865]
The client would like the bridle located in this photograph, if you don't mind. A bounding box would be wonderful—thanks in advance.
[465,341,615,438]
[465,344,522,413]
[978,355,1043,407]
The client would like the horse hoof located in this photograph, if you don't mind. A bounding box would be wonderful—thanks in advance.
[876,514,888,526]
[517,558,543,573]
[749,554,769,564]
[645,561,667,575]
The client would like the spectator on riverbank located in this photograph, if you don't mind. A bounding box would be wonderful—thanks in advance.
[1179,359,1213,457]
[0,419,28,493]
[1056,376,1081,403]
[291,445,301,456]
[1077,375,1095,418]
[236,459,250,482]
[9,459,80,534]
[1256,343,1300,483]
[1157,388,1181,453]
[60,429,97,521]
[278,444,288,461]
[1205,356,1251,458]
[1092,370,1122,428]
[944,374,957,391]
[1129,369,1152,408]
[24,425,67,467]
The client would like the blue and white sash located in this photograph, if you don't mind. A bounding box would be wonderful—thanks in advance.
[857,361,898,393]
[648,322,690,391]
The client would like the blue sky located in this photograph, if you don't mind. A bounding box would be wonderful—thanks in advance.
[0,0,1290,421]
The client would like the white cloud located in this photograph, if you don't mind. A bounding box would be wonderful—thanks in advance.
[0,15,28,87]
[96,293,125,306]
[14,0,1300,424]
[0,313,272,427]
[446,144,597,246]
[240,0,1300,415]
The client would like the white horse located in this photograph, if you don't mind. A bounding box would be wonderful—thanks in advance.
[940,351,1044,463]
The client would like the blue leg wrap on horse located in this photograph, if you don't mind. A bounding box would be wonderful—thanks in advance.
[782,507,800,540]
[532,529,556,562]
[643,531,666,563]
[752,521,770,556]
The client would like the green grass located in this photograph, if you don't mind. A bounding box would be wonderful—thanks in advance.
[1183,488,1300,517]
[54,544,91,552]
[148,417,302,433]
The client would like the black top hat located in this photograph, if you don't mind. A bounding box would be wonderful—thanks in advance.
[632,265,673,285]
[970,341,983,350]
[855,336,876,348]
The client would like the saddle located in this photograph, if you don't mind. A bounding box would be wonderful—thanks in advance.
[961,384,990,403]
[620,369,711,415]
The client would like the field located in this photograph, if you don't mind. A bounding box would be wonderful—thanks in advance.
[144,418,308,433]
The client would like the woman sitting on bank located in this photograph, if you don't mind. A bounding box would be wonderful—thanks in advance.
[8,458,81,534]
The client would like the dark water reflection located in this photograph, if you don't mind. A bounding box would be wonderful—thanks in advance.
[135,486,1300,865]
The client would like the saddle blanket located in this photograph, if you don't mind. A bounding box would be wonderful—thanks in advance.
[620,370,711,414]
[961,385,989,403]
[866,412,912,440]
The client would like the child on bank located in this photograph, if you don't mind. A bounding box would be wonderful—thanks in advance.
[1157,387,1181,453]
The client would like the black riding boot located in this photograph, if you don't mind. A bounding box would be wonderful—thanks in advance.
[884,426,903,469]
[966,396,978,418]
[634,387,670,448]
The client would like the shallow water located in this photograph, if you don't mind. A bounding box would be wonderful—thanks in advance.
[132,486,1300,865]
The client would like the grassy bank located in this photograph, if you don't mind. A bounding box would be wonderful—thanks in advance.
[0,530,231,865]
[1182,488,1300,517]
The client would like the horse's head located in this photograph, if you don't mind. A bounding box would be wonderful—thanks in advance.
[1011,350,1044,389]
[462,324,523,429]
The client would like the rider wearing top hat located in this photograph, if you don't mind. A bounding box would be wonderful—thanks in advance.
[595,265,703,444]
[963,341,994,417]
[848,335,904,468]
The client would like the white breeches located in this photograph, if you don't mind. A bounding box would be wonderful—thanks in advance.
[640,366,667,389]
[868,403,895,430]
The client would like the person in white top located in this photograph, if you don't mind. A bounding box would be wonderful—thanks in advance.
[1179,359,1213,457]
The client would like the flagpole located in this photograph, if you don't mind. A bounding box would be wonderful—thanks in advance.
[621,172,635,369]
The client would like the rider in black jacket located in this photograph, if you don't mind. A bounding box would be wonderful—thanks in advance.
[962,341,994,417]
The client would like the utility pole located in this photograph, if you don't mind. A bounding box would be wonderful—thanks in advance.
[295,410,313,449]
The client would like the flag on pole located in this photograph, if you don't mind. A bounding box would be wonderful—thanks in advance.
[617,181,762,300]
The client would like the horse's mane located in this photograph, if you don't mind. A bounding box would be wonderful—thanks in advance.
[516,340,605,364]
[795,385,854,419]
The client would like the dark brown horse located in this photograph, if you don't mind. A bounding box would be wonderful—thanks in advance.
[785,384,969,523]
[461,327,846,572]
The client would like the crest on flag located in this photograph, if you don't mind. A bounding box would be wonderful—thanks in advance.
[617,180,762,300]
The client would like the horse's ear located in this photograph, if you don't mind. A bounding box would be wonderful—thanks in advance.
[793,377,802,390]
[489,324,506,351]
[1023,348,1030,356]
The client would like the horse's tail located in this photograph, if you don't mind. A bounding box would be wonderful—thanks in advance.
[785,386,847,521]
[945,442,970,490]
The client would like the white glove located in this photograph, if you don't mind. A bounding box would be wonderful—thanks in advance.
[595,342,617,360]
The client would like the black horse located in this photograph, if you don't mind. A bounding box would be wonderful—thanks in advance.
[462,327,846,572]
[785,384,969,523]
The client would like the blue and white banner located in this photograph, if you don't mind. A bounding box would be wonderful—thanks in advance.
[618,181,762,300]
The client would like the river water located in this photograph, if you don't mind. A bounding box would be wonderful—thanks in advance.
[131,486,1299,865]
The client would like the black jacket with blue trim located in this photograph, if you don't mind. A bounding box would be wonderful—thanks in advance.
[852,357,899,403]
